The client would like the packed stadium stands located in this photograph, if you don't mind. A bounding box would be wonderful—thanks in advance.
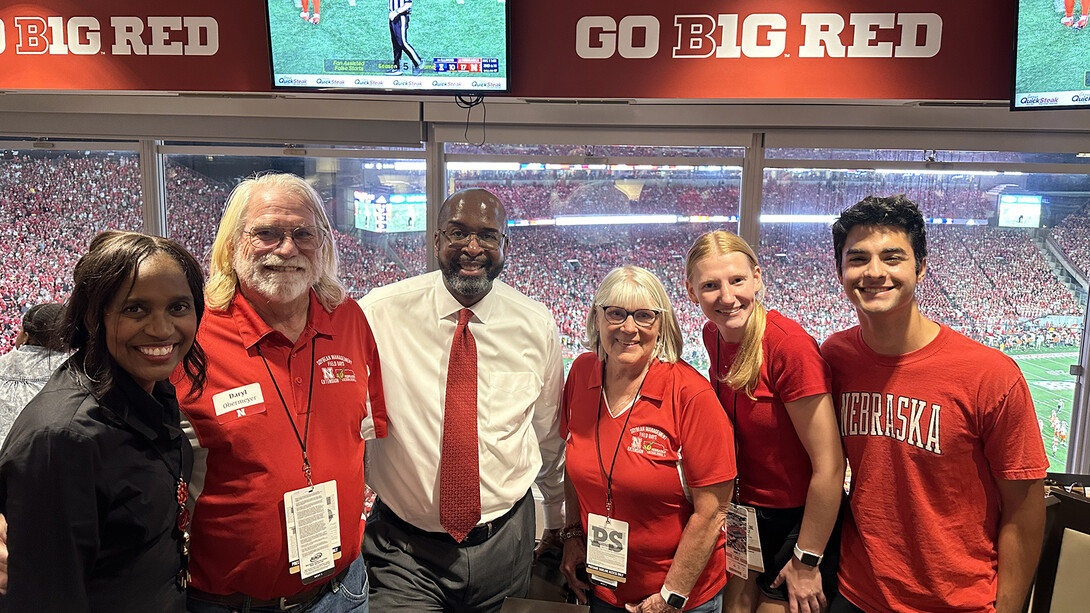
[2,153,1087,371]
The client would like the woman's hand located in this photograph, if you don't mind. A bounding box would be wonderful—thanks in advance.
[771,556,827,613]
[558,534,590,604]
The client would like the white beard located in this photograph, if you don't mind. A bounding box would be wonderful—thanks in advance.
[234,251,318,304]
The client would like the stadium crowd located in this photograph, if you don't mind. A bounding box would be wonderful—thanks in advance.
[2,154,1087,367]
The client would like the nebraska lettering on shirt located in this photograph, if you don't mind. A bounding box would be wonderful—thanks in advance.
[839,391,942,455]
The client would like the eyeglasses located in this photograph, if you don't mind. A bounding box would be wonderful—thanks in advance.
[244,225,324,250]
[438,228,506,250]
[600,305,660,328]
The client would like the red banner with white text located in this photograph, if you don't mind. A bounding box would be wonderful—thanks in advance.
[0,1,1012,100]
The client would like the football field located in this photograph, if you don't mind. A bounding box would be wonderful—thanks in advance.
[267,0,508,77]
[1015,0,1090,95]
[1011,350,1077,471]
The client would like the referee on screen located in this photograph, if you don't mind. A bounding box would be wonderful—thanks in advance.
[387,0,423,76]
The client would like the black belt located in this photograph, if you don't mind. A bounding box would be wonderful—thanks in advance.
[375,490,530,547]
[186,564,351,611]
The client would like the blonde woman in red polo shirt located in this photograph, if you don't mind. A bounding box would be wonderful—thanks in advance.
[559,265,737,613]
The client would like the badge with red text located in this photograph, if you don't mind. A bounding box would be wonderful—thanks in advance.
[211,383,266,424]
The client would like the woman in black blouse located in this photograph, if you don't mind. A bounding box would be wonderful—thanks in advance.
[0,231,206,612]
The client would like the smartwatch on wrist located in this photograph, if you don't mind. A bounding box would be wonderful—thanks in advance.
[793,544,823,567]
[659,585,687,610]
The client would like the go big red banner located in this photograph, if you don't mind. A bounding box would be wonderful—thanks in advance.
[512,1,1011,100]
[0,0,1011,100]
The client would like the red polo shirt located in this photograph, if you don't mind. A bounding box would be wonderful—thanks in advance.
[176,290,386,599]
[562,354,736,609]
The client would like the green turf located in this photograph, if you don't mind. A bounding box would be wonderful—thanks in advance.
[1015,0,1090,95]
[1012,352,1077,471]
[267,0,508,77]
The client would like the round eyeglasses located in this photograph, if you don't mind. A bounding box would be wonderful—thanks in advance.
[244,225,324,251]
[600,306,660,328]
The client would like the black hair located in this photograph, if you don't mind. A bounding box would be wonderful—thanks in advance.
[831,194,928,276]
[61,231,207,399]
[21,303,66,351]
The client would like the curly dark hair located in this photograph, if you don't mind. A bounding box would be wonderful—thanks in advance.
[831,194,927,276]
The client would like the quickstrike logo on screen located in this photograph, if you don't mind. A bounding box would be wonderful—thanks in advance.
[0,16,219,55]
[576,12,942,59]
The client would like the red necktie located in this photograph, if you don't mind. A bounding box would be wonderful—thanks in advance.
[440,308,481,542]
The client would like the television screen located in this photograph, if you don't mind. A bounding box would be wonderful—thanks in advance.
[1013,0,1090,109]
[267,1,509,93]
[355,191,426,233]
[997,194,1042,228]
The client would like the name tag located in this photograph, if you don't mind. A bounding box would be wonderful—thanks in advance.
[212,383,266,424]
[585,513,628,587]
[285,480,342,584]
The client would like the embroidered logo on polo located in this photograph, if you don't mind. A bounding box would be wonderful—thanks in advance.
[626,426,672,458]
[316,354,357,385]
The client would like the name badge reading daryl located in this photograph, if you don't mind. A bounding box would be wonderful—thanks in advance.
[212,383,266,424]
[284,480,342,584]
[585,513,628,587]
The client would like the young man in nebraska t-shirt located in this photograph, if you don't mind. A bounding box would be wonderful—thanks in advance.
[820,195,1048,613]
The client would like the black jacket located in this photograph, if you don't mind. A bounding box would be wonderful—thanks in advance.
[0,363,191,613]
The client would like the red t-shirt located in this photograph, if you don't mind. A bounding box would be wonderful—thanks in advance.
[176,291,387,599]
[562,353,737,609]
[821,325,1048,613]
[703,311,831,507]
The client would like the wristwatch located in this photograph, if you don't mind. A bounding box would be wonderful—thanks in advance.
[793,544,823,567]
[659,585,687,610]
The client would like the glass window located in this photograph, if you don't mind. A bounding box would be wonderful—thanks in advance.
[446,143,744,159]
[1,149,142,354]
[762,163,1089,470]
[164,154,427,300]
[446,154,743,371]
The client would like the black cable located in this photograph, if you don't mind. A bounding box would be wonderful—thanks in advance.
[455,94,486,146]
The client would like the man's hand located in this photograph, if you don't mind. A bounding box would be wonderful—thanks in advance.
[388,10,397,21]
[558,536,590,604]
[534,527,561,562]
[770,556,827,613]
[0,512,8,594]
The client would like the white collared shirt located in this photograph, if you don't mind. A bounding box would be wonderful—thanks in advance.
[359,271,565,532]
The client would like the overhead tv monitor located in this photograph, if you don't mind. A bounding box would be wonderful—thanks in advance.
[997,194,1042,228]
[266,1,509,94]
[1013,0,1090,109]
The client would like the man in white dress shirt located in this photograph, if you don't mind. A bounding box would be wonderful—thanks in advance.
[358,188,565,612]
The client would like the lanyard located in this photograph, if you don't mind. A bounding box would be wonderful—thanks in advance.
[595,360,650,519]
[715,336,742,499]
[258,339,318,486]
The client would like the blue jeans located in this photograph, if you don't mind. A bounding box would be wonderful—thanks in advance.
[186,553,369,613]
[590,589,723,613]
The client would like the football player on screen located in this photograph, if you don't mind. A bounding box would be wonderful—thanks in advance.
[387,0,423,76]
[301,0,320,24]
[1062,0,1089,29]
